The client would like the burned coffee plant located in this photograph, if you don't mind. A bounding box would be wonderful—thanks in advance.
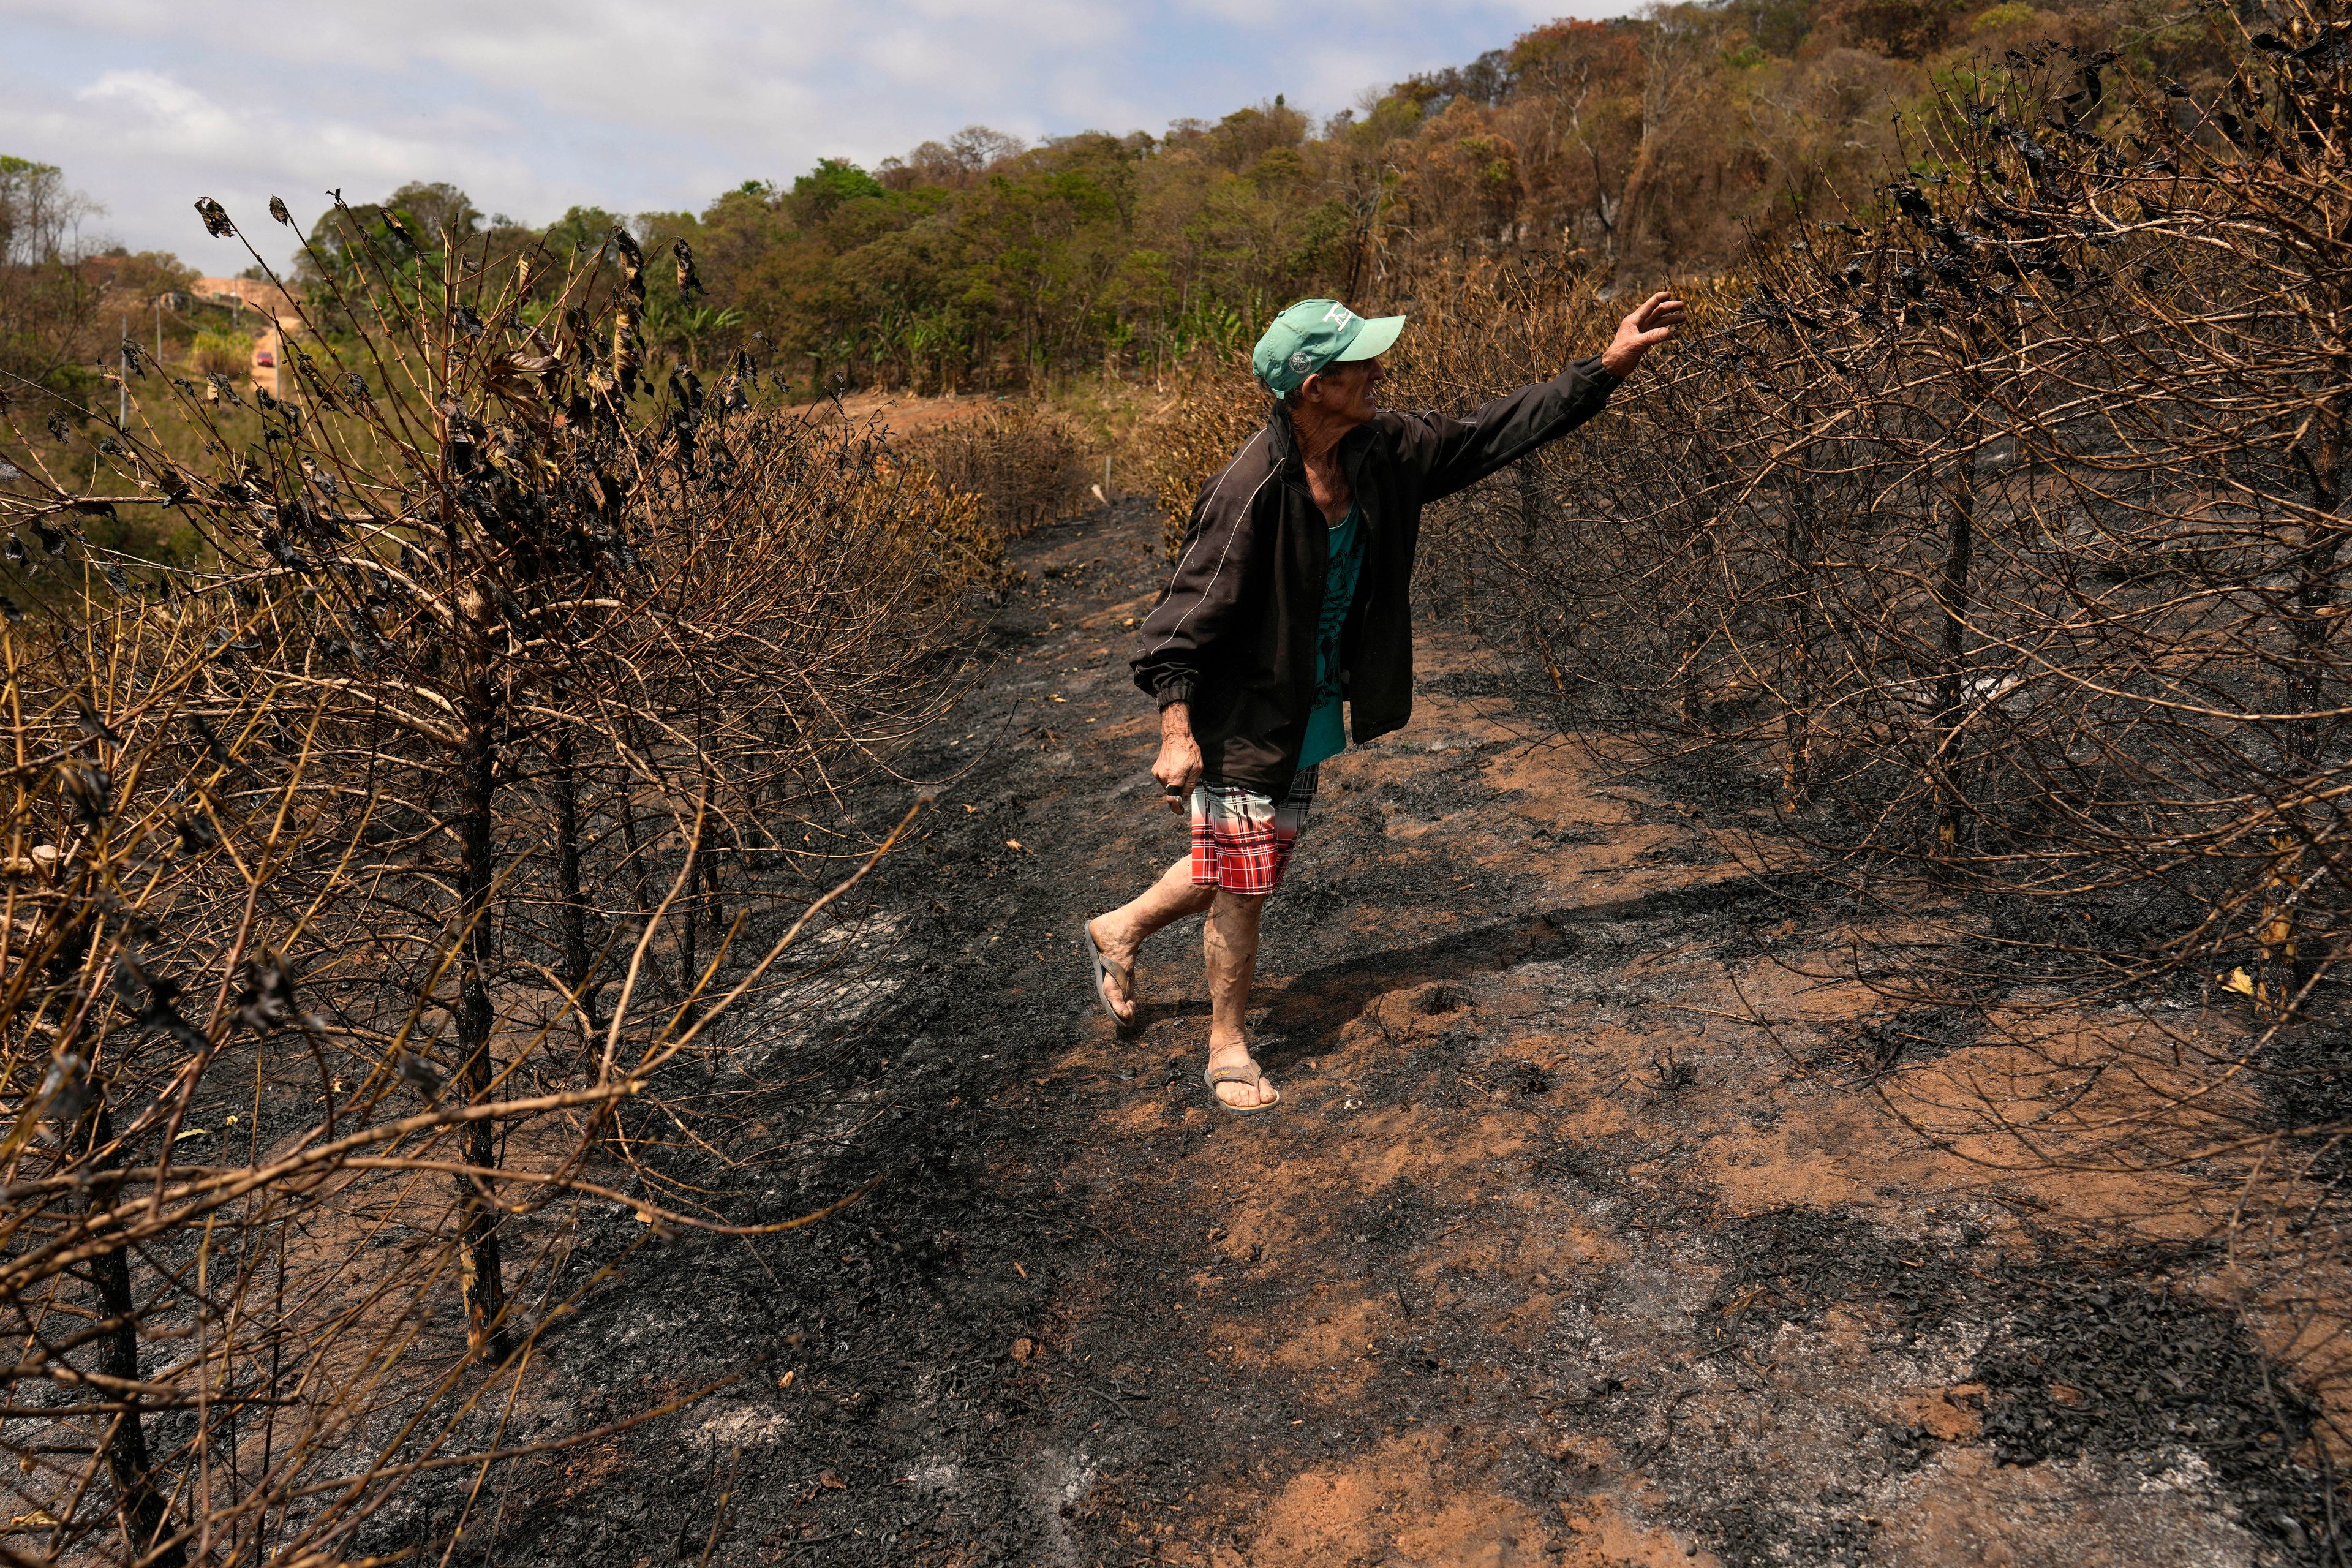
[1389,0,2352,1415]
[0,192,996,1562]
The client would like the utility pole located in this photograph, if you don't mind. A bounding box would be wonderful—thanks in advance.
[155,296,163,369]
[118,312,128,425]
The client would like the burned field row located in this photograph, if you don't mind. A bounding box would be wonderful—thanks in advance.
[0,195,1012,1566]
[420,507,2351,1568]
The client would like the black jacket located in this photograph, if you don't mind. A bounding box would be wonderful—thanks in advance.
[1131,357,1620,799]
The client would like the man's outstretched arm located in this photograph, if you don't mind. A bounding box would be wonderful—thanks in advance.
[1404,292,1688,501]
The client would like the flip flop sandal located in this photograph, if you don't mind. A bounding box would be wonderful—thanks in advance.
[1204,1060,1280,1114]
[1082,921,1134,1029]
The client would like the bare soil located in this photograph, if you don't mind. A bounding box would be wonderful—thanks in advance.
[401,500,2345,1567]
[810,391,1008,437]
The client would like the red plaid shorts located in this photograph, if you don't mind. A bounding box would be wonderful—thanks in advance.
[1188,767,1319,897]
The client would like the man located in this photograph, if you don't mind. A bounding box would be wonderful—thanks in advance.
[1084,291,1686,1110]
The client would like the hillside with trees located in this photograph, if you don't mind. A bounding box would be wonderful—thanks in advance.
[1,157,198,412]
[592,0,2212,391]
[8,0,2234,413]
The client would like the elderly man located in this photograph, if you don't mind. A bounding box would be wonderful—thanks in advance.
[1084,291,1686,1110]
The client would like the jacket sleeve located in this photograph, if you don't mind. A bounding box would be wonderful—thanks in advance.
[1388,355,1620,502]
[1131,430,1273,709]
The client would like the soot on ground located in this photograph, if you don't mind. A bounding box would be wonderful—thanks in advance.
[366,501,2344,1568]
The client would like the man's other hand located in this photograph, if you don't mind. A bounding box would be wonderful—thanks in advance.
[1153,702,1205,814]
[1600,292,1687,379]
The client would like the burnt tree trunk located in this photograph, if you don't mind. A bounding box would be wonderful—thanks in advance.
[549,729,600,1055]
[679,829,699,1005]
[1779,484,1817,813]
[1681,444,1732,733]
[2259,423,2346,1018]
[1514,463,1570,696]
[83,1102,185,1567]
[1517,459,1544,560]
[453,632,511,1360]
[1930,479,1975,868]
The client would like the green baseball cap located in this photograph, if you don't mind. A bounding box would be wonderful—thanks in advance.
[1251,298,1406,396]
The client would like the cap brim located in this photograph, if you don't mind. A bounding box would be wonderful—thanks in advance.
[1333,314,1405,361]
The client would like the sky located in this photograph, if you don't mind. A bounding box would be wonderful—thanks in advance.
[0,0,1614,275]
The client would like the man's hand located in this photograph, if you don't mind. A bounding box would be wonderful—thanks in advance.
[1153,702,1204,815]
[1600,292,1688,379]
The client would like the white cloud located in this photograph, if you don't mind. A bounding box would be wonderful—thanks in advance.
[30,66,554,261]
[0,0,1629,266]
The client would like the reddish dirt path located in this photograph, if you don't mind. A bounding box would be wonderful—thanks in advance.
[815,390,1006,437]
[464,500,2336,1568]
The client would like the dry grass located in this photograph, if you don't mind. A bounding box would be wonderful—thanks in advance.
[903,401,1095,541]
[1137,350,1265,560]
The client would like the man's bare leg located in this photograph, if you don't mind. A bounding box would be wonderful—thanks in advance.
[1088,858,1212,1023]
[1204,889,1273,1108]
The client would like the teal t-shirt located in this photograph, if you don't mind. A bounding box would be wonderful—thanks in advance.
[1300,505,1365,770]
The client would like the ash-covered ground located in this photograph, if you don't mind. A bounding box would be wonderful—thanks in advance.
[394,500,2343,1568]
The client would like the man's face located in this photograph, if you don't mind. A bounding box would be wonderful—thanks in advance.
[1303,357,1382,426]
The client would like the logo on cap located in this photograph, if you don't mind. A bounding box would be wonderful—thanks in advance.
[1287,350,1313,374]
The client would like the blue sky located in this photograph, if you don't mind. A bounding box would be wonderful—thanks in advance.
[1,0,1613,273]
